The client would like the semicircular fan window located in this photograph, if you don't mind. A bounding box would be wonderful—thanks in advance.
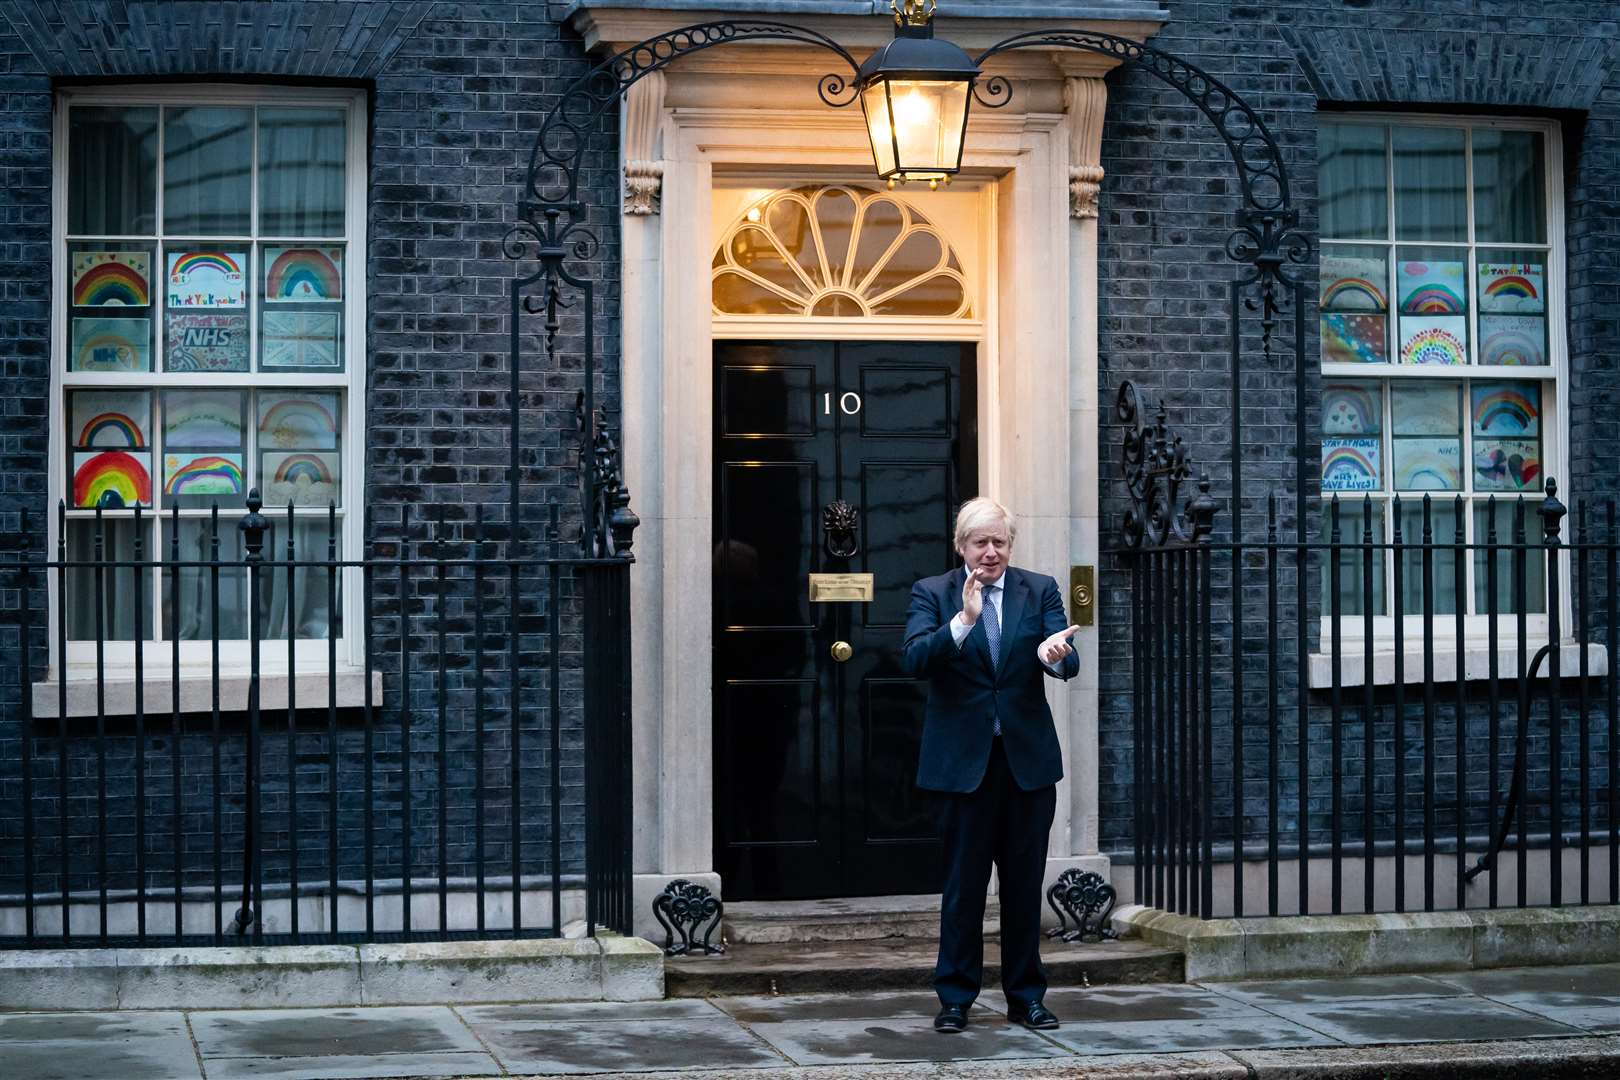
[713,185,972,319]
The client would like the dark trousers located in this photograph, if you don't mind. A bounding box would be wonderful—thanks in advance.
[933,738,1057,1008]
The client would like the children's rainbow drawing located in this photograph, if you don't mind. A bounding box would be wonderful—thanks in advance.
[166,250,246,308]
[72,451,151,508]
[70,390,149,449]
[1480,315,1545,366]
[1321,438,1380,492]
[1475,441,1541,492]
[1321,314,1387,364]
[264,247,343,303]
[1320,255,1387,312]
[70,318,151,372]
[72,253,151,307]
[1393,438,1462,491]
[163,390,245,449]
[1322,383,1380,435]
[1398,261,1466,314]
[1471,385,1540,436]
[163,453,244,496]
[258,394,339,449]
[262,451,340,506]
[1478,263,1544,314]
[1400,317,1467,366]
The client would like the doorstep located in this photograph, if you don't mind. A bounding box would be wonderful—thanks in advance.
[0,935,663,1011]
[723,892,997,945]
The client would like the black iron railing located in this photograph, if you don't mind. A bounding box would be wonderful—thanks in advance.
[1120,471,1619,918]
[3,491,633,949]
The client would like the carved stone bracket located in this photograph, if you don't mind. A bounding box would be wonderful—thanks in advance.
[1044,868,1119,943]
[1064,77,1108,220]
[623,71,666,216]
[652,879,725,957]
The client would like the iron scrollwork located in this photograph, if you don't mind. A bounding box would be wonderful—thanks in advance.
[576,392,640,559]
[652,879,725,957]
[823,499,860,558]
[1045,868,1119,943]
[1117,381,1217,550]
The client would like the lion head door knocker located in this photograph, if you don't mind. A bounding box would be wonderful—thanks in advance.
[823,499,860,559]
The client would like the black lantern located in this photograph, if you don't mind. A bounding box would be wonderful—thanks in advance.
[855,0,980,188]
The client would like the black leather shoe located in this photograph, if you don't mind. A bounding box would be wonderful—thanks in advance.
[1008,1000,1059,1030]
[934,1004,969,1033]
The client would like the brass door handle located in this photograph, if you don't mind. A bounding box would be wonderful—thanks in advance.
[831,641,853,663]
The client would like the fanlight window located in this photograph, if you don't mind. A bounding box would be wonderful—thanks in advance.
[713,185,972,319]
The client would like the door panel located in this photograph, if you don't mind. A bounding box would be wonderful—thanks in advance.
[715,340,975,900]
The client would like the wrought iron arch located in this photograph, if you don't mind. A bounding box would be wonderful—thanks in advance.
[509,15,1309,555]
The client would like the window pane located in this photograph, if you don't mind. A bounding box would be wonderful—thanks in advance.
[1320,123,1388,239]
[1396,246,1467,366]
[258,244,346,372]
[1391,381,1462,491]
[259,108,346,236]
[162,516,342,640]
[1477,247,1548,367]
[1471,381,1543,493]
[1320,245,1390,364]
[1472,501,1547,615]
[1322,380,1382,492]
[66,518,153,640]
[257,391,343,508]
[69,106,157,236]
[163,246,249,371]
[1320,500,1387,617]
[1397,498,1462,615]
[1394,126,1466,242]
[164,107,251,235]
[161,390,248,510]
[1473,129,1546,245]
[68,242,156,372]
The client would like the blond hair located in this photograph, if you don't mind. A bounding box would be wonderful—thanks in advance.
[954,497,1017,551]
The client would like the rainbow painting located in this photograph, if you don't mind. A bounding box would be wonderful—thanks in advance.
[1400,316,1468,366]
[1320,255,1387,312]
[1475,439,1542,492]
[1322,382,1381,436]
[262,451,340,507]
[258,393,340,450]
[1480,315,1546,367]
[264,247,343,303]
[70,391,149,449]
[1321,314,1388,364]
[1393,438,1462,491]
[72,252,151,307]
[1471,384,1541,437]
[163,453,244,497]
[1322,438,1380,492]
[70,318,150,372]
[1398,261,1467,314]
[166,250,246,308]
[1478,263,1544,314]
[72,451,151,508]
[163,390,245,449]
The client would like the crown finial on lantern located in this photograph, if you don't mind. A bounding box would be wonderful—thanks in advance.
[892,0,938,28]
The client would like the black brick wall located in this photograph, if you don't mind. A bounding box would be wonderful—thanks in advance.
[0,1,620,906]
[1097,0,1620,863]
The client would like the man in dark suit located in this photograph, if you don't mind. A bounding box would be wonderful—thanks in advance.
[902,497,1080,1033]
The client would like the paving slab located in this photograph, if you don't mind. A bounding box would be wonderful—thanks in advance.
[463,1015,787,1074]
[745,1016,1071,1065]
[1254,994,1588,1045]
[203,1052,503,1080]
[190,1005,486,1060]
[0,1010,202,1080]
[710,990,996,1024]
[1038,1015,1338,1056]
[539,1053,1250,1080]
[459,998,720,1023]
[1198,973,1467,1007]
[1004,983,1282,1023]
[1230,1034,1620,1079]
[1422,964,1620,1035]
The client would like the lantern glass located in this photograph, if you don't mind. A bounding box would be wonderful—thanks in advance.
[861,77,970,182]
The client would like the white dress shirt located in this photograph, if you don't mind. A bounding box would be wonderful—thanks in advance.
[948,571,1063,672]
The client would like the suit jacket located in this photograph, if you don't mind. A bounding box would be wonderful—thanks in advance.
[901,565,1077,793]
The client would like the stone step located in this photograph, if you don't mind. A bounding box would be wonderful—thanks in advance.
[723,893,995,945]
[666,937,1184,998]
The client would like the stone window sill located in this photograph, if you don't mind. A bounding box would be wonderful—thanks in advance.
[1307,642,1607,690]
[31,667,384,720]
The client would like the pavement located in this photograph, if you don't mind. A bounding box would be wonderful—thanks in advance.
[2,964,1618,1079]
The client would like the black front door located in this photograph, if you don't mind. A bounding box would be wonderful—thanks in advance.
[714,340,977,900]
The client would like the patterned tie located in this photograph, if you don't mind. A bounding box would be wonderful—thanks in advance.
[983,585,1001,735]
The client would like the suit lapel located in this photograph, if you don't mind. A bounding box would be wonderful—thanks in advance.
[995,571,1030,683]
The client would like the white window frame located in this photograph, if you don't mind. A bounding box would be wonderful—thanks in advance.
[44,84,368,687]
[1313,113,1579,677]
